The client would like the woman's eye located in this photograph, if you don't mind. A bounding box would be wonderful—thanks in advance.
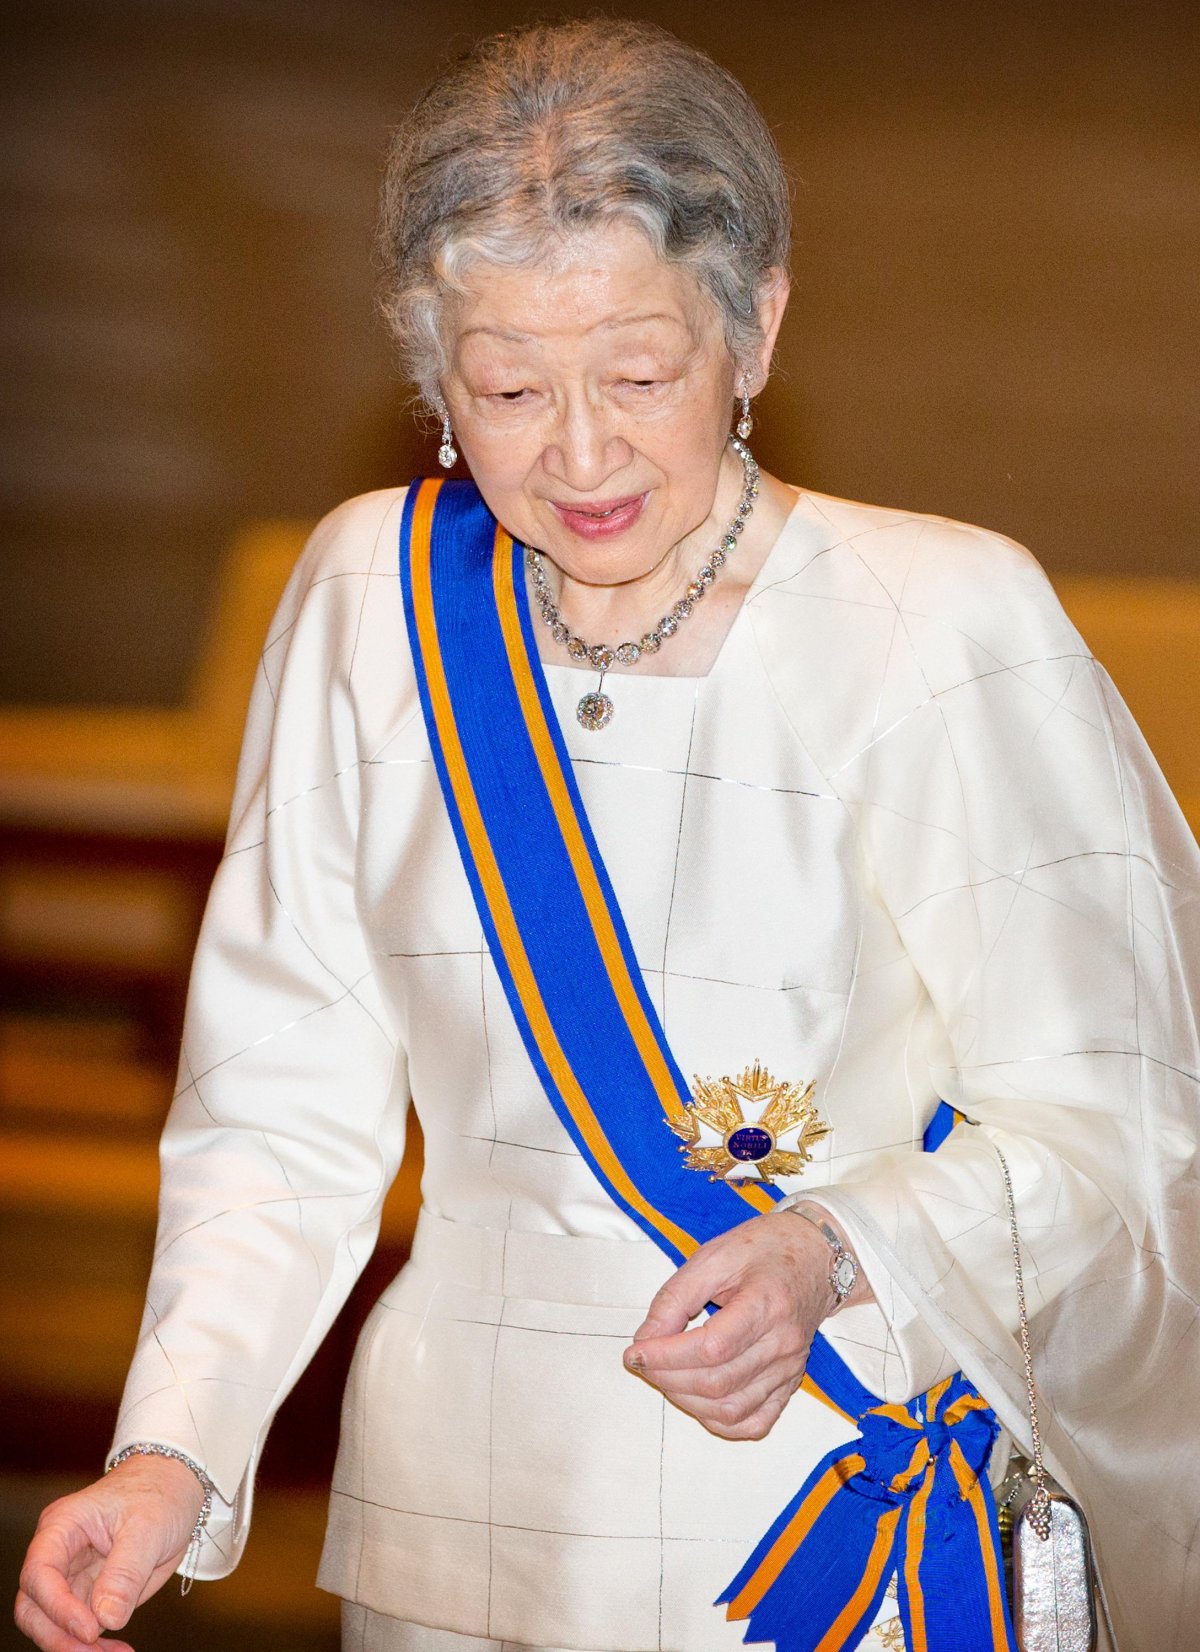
[489,389,530,403]
[612,377,668,398]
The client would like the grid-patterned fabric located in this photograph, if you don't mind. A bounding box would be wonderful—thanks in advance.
[110,485,1200,1651]
[339,1601,911,1651]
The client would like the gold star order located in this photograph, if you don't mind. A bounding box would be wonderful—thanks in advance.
[671,1060,830,1185]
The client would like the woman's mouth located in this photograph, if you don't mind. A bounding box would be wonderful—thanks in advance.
[551,494,646,540]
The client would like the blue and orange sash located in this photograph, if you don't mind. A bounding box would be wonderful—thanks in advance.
[398,477,1016,1652]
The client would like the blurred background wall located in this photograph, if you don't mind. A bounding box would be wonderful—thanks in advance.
[2,0,1197,705]
[0,2,1196,1648]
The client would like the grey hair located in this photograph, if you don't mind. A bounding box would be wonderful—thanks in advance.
[378,19,791,407]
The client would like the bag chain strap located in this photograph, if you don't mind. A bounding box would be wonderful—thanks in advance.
[994,1143,1053,1542]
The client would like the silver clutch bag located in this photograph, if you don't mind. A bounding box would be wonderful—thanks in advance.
[1012,1484,1098,1652]
[997,1461,1099,1652]
[993,1146,1099,1652]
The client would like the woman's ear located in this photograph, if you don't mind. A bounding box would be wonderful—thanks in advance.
[745,268,791,395]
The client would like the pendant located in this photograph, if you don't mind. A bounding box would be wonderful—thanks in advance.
[670,1060,830,1184]
[577,690,614,731]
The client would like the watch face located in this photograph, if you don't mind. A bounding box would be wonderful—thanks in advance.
[833,1255,858,1295]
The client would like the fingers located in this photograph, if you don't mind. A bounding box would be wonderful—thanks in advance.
[13,1586,132,1652]
[90,1519,163,1633]
[656,1348,804,1439]
[633,1218,762,1340]
[625,1219,830,1443]
[632,1271,712,1343]
[707,1391,793,1442]
[626,1292,812,1441]
[18,1521,101,1646]
[16,1469,196,1652]
[670,1358,797,1440]
[631,1278,801,1375]
[636,1324,807,1406]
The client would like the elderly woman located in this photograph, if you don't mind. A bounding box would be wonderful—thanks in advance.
[15,20,1200,1652]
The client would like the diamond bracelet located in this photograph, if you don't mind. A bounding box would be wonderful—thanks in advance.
[105,1441,215,1594]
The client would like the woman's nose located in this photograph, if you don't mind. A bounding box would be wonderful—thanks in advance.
[542,400,629,494]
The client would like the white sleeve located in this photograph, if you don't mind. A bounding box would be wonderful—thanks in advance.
[109,491,411,1577]
[790,521,1198,1406]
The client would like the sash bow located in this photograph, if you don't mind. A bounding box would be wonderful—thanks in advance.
[858,1391,997,1500]
[719,1375,1010,1651]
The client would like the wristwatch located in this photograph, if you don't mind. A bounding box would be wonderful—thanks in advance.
[787,1207,859,1309]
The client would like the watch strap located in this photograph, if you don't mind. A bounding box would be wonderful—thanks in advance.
[784,1205,859,1307]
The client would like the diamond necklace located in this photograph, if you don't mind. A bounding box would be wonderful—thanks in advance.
[527,436,760,730]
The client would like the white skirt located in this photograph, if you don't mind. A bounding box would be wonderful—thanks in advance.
[319,1211,877,1650]
[340,1602,907,1651]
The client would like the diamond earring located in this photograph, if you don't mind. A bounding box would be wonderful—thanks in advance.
[736,385,754,441]
[437,408,458,470]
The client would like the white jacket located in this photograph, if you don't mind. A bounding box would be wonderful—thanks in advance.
[112,485,1200,1650]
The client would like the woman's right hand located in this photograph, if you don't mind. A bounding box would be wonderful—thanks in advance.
[14,1454,206,1651]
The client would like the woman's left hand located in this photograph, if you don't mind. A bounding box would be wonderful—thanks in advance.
[623,1206,871,1441]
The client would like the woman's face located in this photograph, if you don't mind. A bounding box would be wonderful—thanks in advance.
[439,220,784,586]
